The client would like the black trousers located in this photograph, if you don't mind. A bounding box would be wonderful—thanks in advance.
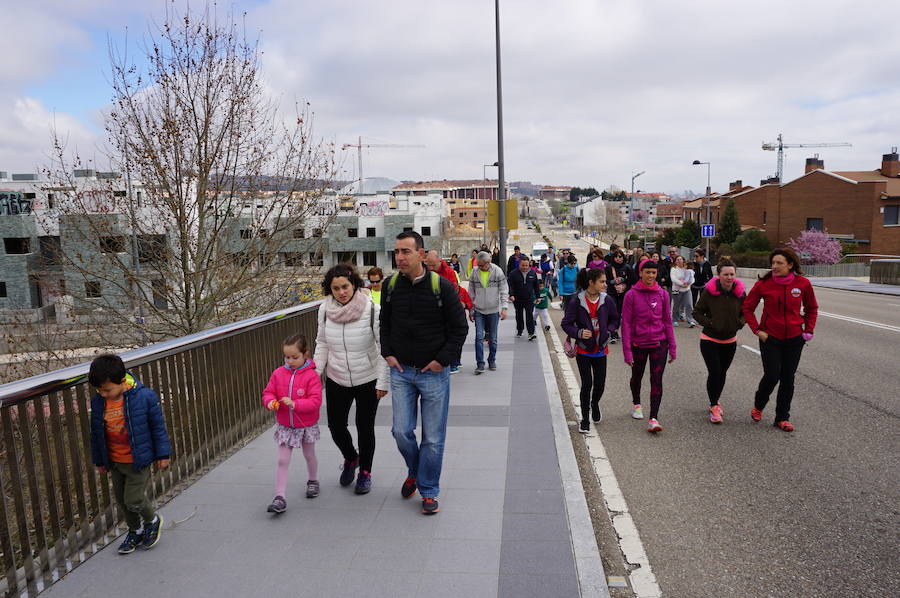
[699,340,737,406]
[325,377,380,472]
[513,301,535,335]
[754,335,805,422]
[575,354,607,422]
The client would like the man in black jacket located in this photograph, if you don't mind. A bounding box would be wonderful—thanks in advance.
[380,231,468,515]
[507,255,541,340]
[506,245,523,274]
[692,248,714,305]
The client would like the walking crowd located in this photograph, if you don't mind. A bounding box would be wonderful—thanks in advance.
[85,232,817,554]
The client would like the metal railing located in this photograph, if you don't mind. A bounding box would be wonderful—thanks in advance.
[0,300,321,597]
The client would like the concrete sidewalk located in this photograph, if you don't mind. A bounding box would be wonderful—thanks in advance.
[807,276,900,296]
[43,316,605,598]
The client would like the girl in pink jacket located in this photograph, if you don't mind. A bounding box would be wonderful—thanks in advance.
[261,333,323,514]
[621,259,677,433]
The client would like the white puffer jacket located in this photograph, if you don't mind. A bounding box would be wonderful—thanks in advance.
[312,300,390,391]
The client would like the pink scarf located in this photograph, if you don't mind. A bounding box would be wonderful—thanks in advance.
[772,273,796,286]
[324,289,369,323]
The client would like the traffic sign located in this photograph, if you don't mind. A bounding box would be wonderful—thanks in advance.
[701,224,716,238]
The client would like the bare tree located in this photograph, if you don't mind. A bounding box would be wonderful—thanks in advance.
[42,4,336,342]
[594,202,625,246]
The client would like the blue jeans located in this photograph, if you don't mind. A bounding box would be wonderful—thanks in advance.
[390,366,451,498]
[474,311,500,367]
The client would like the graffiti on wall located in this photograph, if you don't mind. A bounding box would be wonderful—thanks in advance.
[355,200,390,217]
[0,192,33,215]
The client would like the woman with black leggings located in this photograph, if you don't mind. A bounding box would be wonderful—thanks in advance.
[561,267,619,433]
[693,257,746,424]
[313,264,390,494]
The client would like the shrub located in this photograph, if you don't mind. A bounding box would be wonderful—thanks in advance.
[732,229,771,253]
[730,252,771,268]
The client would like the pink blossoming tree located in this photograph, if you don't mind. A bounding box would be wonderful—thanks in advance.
[787,229,842,264]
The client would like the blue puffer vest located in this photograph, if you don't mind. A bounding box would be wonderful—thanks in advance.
[90,373,172,472]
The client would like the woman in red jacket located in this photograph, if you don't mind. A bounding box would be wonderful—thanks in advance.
[742,248,818,432]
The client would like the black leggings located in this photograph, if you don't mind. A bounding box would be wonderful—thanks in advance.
[630,341,668,419]
[575,354,607,422]
[325,378,379,472]
[754,335,805,422]
[699,340,737,406]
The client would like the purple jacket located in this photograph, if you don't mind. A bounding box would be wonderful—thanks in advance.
[561,291,619,353]
[621,282,676,363]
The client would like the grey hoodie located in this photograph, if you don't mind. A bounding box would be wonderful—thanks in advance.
[468,263,509,314]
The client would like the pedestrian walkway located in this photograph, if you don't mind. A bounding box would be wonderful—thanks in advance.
[807,276,900,296]
[42,317,605,598]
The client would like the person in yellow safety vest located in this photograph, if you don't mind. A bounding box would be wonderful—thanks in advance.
[366,267,385,305]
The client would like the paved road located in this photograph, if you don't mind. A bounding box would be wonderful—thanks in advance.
[534,222,899,597]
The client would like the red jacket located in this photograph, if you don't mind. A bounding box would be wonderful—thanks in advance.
[742,274,818,340]
[433,260,472,310]
[261,360,323,428]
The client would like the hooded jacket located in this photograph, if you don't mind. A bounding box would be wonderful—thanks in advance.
[693,278,747,341]
[561,291,620,353]
[313,296,389,391]
[742,274,818,340]
[90,373,171,472]
[261,359,323,428]
[620,282,677,363]
[558,264,579,295]
[468,262,509,314]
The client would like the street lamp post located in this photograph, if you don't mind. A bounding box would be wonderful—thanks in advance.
[692,160,711,255]
[494,0,508,266]
[483,162,498,245]
[630,170,646,227]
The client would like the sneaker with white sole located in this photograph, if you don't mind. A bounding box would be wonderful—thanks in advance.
[647,418,663,433]
[578,420,589,434]
[631,404,644,419]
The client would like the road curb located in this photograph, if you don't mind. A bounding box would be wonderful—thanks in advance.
[535,327,611,597]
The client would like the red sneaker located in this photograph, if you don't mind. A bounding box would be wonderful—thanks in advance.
[401,476,417,499]
[774,420,794,432]
[750,407,763,422]
[708,404,724,424]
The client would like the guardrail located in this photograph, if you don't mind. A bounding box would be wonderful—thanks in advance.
[0,301,321,597]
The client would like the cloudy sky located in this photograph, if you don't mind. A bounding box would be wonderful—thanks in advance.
[2,0,898,194]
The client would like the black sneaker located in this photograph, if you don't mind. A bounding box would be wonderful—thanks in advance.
[401,476,417,499]
[306,480,320,498]
[528,333,537,341]
[267,495,287,514]
[421,497,440,515]
[118,530,143,555]
[141,514,163,550]
[354,471,372,495]
[545,326,551,331]
[578,420,590,434]
[516,330,523,337]
[475,364,485,375]
[488,362,497,371]
[340,457,359,487]
[591,403,602,423]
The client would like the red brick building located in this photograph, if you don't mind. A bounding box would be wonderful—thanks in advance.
[730,151,900,255]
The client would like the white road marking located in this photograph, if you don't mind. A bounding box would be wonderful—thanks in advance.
[741,344,761,355]
[818,311,900,333]
[546,328,662,598]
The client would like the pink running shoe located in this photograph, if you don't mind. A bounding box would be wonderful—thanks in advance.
[708,405,724,424]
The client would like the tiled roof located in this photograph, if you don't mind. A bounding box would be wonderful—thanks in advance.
[655,203,684,216]
[392,179,498,190]
[833,170,900,196]
[541,185,572,191]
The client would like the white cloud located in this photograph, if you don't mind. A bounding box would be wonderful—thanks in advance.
[4,0,900,192]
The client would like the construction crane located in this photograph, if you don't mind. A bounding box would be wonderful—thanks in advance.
[341,137,425,191]
[762,133,851,181]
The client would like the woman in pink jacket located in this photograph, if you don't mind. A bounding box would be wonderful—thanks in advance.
[621,259,677,433]
[261,333,323,514]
